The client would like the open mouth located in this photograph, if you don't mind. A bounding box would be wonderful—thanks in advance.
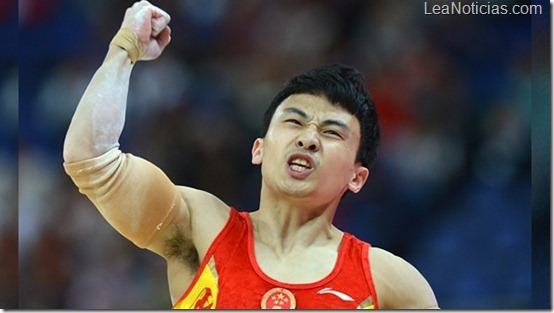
[287,154,314,173]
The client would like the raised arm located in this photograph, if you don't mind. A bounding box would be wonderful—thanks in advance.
[62,2,231,265]
[63,0,171,162]
[62,1,182,255]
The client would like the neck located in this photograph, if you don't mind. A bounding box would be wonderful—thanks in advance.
[251,185,342,255]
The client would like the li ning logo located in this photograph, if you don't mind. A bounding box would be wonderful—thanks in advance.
[317,287,355,301]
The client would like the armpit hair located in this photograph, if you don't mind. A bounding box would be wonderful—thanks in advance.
[164,224,200,269]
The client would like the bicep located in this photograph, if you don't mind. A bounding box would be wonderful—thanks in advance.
[65,148,231,263]
[64,148,187,252]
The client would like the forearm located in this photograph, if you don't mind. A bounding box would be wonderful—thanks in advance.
[64,0,171,162]
[63,46,133,162]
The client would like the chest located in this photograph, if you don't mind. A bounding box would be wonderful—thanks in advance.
[209,234,373,309]
[171,212,377,309]
[253,240,339,283]
[210,244,375,309]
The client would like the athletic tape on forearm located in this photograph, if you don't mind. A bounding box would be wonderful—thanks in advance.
[110,28,141,64]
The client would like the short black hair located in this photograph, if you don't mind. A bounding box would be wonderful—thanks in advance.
[260,63,380,169]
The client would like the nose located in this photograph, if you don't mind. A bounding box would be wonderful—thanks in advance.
[296,128,320,152]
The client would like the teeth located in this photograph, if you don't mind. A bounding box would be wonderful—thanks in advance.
[289,158,311,172]
[291,158,310,167]
[290,164,305,172]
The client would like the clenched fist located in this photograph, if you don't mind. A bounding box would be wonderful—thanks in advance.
[117,0,171,62]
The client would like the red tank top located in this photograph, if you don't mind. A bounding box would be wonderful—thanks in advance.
[172,208,378,309]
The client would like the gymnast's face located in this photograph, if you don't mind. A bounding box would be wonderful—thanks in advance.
[251,94,369,203]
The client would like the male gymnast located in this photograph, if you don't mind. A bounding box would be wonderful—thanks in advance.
[63,0,439,309]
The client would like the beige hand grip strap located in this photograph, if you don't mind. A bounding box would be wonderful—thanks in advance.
[110,28,141,63]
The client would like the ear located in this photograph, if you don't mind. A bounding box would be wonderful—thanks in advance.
[347,165,369,193]
[251,138,264,165]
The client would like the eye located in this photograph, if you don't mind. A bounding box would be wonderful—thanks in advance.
[323,129,342,138]
[285,119,302,126]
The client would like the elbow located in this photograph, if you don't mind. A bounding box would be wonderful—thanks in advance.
[63,127,87,163]
[63,138,120,163]
[62,136,93,163]
[63,140,81,163]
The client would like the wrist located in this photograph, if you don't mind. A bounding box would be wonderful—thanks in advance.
[109,28,141,64]
[106,44,135,67]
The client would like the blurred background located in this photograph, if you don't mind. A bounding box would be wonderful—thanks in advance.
[0,0,18,309]
[15,0,549,309]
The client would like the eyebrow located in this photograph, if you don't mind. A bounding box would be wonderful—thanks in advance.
[282,107,309,119]
[281,107,351,131]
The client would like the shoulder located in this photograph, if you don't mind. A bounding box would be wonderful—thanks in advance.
[175,186,232,254]
[176,186,231,221]
[369,247,439,309]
